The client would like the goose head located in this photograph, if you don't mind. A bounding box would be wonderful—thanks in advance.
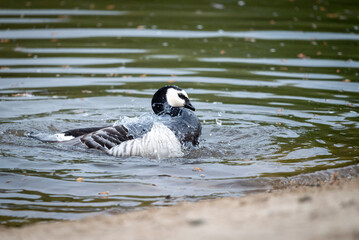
[151,86,195,116]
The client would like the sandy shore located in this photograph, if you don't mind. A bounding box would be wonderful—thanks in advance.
[2,176,359,240]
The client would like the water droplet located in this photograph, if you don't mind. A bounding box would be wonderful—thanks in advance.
[238,1,245,6]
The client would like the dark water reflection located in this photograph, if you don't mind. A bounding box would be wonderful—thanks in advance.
[0,0,358,226]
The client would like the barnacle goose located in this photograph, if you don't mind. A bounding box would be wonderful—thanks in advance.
[30,86,201,159]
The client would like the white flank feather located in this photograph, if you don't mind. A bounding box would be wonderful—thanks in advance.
[107,122,183,159]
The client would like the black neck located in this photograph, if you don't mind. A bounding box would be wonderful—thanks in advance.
[152,102,182,117]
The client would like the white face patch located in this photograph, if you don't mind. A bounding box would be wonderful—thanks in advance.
[166,88,188,107]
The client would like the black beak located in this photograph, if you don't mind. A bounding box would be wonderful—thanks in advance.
[184,101,195,111]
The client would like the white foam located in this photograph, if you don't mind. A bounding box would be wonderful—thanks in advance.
[54,133,74,142]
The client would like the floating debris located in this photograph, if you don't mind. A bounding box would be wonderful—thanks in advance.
[329,172,339,184]
[81,90,92,94]
[193,166,204,172]
[11,92,33,97]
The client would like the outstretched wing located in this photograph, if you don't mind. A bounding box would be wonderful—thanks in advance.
[79,125,133,151]
[63,126,109,138]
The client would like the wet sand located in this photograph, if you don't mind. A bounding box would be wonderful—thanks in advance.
[2,175,359,240]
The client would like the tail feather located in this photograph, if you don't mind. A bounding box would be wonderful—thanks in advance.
[26,132,74,143]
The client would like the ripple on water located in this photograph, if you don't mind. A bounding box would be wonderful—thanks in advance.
[0,9,127,15]
[14,48,148,54]
[0,18,68,24]
[0,58,133,66]
[0,29,358,40]
[199,57,359,68]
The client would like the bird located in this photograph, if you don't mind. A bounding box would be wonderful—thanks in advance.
[29,86,201,159]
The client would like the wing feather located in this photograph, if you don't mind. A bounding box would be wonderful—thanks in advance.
[63,126,109,137]
[79,125,133,151]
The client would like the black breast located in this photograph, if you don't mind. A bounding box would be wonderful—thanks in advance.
[162,109,202,146]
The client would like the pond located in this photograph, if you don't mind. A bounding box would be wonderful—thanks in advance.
[0,0,358,227]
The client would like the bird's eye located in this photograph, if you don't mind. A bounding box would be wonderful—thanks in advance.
[178,93,186,100]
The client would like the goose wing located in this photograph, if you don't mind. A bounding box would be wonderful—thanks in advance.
[79,125,134,151]
[63,126,110,138]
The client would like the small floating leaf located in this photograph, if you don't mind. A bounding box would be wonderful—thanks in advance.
[297,53,306,59]
[76,178,84,182]
[193,166,204,172]
[98,191,110,195]
[106,5,115,10]
[81,90,93,94]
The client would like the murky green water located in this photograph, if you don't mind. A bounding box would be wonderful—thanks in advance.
[0,0,358,227]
